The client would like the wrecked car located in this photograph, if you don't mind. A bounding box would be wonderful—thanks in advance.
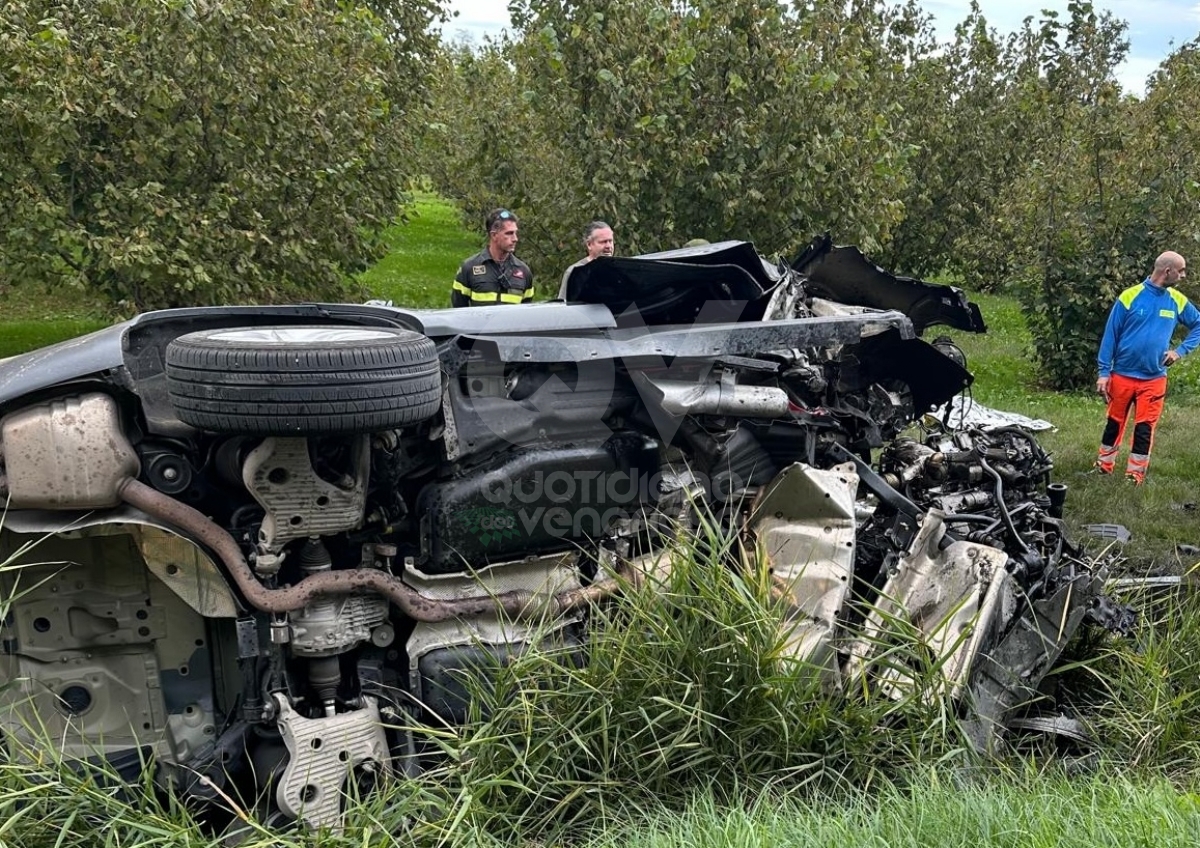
[0,235,1118,830]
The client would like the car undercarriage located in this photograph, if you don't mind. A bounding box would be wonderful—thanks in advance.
[0,236,1129,830]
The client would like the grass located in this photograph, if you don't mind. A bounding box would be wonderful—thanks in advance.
[568,773,1200,848]
[5,745,1198,848]
[357,190,480,307]
[0,285,110,360]
[428,524,974,841]
[2,550,1200,846]
[670,773,1196,848]
[4,515,1200,846]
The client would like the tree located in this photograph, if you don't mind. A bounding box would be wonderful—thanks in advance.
[424,0,920,276]
[0,0,438,312]
[879,3,1043,286]
[994,1,1137,389]
[1133,41,1200,253]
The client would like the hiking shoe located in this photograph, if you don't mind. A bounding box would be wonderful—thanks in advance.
[1086,462,1113,476]
[1124,473,1144,486]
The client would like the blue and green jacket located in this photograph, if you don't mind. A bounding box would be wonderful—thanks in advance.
[1098,280,1200,379]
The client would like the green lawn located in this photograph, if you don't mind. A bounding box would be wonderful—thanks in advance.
[574,773,1200,848]
[357,190,480,307]
[0,280,109,359]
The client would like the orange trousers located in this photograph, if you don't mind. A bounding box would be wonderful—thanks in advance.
[1096,373,1167,482]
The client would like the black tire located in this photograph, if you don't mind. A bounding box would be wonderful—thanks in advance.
[165,325,442,435]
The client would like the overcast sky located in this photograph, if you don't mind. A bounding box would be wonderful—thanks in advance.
[441,1,1200,95]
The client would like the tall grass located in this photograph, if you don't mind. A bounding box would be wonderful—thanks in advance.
[408,521,981,843]
[0,517,978,845]
[1054,570,1200,770]
[2,508,1199,845]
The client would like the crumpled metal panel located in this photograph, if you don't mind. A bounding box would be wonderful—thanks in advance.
[962,569,1104,752]
[751,461,860,682]
[844,511,1011,702]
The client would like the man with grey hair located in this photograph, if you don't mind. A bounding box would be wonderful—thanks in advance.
[558,221,615,300]
[1094,250,1200,484]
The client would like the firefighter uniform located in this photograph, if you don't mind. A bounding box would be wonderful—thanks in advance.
[451,249,534,307]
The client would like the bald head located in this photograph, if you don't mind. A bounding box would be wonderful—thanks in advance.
[1151,251,1187,288]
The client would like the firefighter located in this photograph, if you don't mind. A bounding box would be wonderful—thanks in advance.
[451,208,534,307]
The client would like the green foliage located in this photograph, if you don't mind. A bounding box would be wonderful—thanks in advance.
[421,0,1200,395]
[1133,39,1200,255]
[424,0,919,275]
[879,5,1044,285]
[0,0,439,313]
[981,2,1139,389]
[1019,243,1143,391]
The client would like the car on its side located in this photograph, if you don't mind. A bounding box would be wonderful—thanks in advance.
[0,236,1118,830]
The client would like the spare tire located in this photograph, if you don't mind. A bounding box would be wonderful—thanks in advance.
[165,325,441,435]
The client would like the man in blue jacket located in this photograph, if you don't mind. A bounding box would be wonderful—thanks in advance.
[1095,251,1200,485]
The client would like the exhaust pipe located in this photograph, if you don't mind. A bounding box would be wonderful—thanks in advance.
[118,477,625,622]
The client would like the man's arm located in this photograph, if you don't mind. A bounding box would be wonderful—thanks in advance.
[1096,299,1126,397]
[558,265,573,301]
[1177,300,1200,353]
[451,263,471,308]
[1096,300,1125,378]
[521,269,535,303]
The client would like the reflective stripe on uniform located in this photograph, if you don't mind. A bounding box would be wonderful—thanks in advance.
[452,281,503,303]
[1126,454,1150,478]
[454,281,533,304]
[1171,288,1189,312]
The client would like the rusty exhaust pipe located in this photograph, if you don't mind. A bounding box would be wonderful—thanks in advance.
[118,478,621,622]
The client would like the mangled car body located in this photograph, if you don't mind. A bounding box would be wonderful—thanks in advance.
[0,236,1113,829]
